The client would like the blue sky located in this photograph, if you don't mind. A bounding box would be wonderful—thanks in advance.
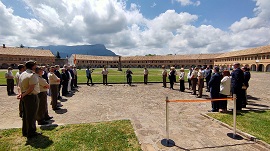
[0,0,269,56]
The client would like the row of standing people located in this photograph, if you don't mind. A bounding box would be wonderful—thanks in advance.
[161,64,250,112]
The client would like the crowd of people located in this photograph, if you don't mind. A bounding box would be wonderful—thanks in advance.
[162,63,251,113]
[4,61,78,138]
[4,61,251,138]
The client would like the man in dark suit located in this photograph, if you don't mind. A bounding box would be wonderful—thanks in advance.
[204,66,212,92]
[69,66,75,90]
[231,62,245,110]
[54,65,62,99]
[208,66,221,112]
[61,68,68,96]
[64,65,70,94]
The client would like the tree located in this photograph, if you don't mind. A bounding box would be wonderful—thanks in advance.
[56,51,61,59]
[20,44,24,48]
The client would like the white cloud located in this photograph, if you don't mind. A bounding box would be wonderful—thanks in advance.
[0,0,270,56]
[174,0,200,6]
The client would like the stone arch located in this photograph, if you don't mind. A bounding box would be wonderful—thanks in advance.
[250,64,256,71]
[258,64,264,72]
[266,64,270,72]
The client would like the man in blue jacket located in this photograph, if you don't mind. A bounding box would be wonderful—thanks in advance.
[208,66,221,112]
[231,62,245,110]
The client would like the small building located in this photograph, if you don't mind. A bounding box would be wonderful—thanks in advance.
[0,44,55,69]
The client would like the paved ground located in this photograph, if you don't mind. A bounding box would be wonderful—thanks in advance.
[0,72,269,151]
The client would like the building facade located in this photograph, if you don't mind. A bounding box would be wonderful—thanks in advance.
[0,45,55,68]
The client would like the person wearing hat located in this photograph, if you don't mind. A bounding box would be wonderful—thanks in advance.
[179,68,185,92]
[48,66,61,110]
[231,62,245,110]
[161,65,167,88]
[208,66,222,112]
[168,66,176,89]
[17,60,41,138]
[15,64,26,118]
[5,67,15,96]
[190,67,199,95]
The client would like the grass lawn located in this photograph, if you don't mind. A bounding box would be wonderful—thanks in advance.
[0,120,141,151]
[0,68,189,85]
[207,110,270,144]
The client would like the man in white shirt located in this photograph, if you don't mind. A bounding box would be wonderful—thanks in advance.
[5,67,15,96]
[101,66,109,85]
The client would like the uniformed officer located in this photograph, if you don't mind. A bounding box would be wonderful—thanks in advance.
[48,66,61,110]
[17,60,41,138]
[15,64,26,118]
[5,67,15,96]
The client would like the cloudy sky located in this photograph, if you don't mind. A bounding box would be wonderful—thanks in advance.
[0,0,270,56]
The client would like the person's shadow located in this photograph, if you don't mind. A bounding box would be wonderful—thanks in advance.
[26,135,53,149]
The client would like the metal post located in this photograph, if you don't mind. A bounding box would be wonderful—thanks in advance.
[233,94,237,138]
[166,96,169,145]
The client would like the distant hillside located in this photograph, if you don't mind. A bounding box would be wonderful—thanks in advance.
[33,44,117,58]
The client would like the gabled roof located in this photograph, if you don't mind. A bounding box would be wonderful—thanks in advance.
[216,45,270,58]
[73,54,118,61]
[0,47,54,57]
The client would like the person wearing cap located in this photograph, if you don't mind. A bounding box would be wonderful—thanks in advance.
[35,66,52,125]
[17,60,41,138]
[15,64,26,118]
[197,67,205,98]
[101,66,109,85]
[161,65,167,88]
[143,67,148,85]
[208,66,222,112]
[241,66,251,108]
[48,66,61,110]
[179,68,185,92]
[231,62,245,110]
[5,67,15,96]
[190,67,199,95]
[168,66,176,89]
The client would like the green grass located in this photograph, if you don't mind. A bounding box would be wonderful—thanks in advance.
[0,68,189,85]
[208,110,270,144]
[0,120,142,151]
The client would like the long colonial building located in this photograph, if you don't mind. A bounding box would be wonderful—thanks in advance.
[1,44,270,72]
[0,44,55,68]
[68,45,270,72]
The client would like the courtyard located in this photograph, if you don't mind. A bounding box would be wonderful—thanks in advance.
[0,72,269,150]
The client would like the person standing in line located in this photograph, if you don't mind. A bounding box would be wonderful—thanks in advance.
[190,67,199,95]
[231,62,245,111]
[86,67,94,86]
[168,67,176,90]
[197,67,205,98]
[204,66,212,92]
[241,67,251,108]
[48,66,61,111]
[61,68,69,96]
[187,68,193,90]
[15,64,26,118]
[219,70,231,113]
[143,67,149,85]
[67,66,72,92]
[101,66,109,85]
[17,60,41,138]
[35,66,52,125]
[208,66,221,112]
[126,68,133,86]
[54,65,62,100]
[42,66,49,83]
[69,66,75,90]
[73,66,78,87]
[179,68,185,92]
[161,65,167,88]
[5,67,15,96]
